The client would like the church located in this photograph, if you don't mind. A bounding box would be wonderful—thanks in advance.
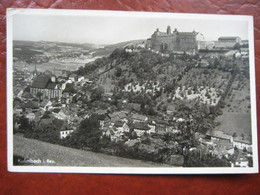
[146,26,198,53]
[30,74,62,99]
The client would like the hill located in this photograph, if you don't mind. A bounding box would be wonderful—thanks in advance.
[91,39,146,57]
[13,135,169,167]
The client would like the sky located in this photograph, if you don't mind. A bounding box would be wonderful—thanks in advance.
[12,10,250,45]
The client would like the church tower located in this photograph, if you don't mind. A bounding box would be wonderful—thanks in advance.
[33,65,38,77]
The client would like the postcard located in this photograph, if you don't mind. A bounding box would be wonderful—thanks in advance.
[6,8,258,174]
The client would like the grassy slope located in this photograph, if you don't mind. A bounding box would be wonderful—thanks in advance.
[215,72,251,139]
[13,135,169,167]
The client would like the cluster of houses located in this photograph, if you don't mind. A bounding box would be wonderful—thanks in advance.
[13,66,96,139]
[98,110,185,142]
[203,130,252,167]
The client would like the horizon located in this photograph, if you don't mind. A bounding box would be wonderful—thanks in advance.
[12,11,249,45]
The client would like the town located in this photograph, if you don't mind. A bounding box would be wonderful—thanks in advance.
[13,26,252,167]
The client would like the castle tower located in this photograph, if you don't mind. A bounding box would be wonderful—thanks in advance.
[167,25,171,35]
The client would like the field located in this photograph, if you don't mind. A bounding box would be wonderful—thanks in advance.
[13,135,169,167]
[215,70,252,140]
[215,112,251,139]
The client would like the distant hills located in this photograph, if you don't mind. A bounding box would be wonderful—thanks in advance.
[14,39,146,52]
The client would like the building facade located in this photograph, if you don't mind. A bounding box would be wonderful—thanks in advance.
[147,26,198,53]
[30,74,62,99]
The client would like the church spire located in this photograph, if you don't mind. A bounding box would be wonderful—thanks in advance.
[33,64,38,76]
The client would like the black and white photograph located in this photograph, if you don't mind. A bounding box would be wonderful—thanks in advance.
[7,9,258,174]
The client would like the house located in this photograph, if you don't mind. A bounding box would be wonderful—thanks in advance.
[59,122,74,139]
[110,111,129,123]
[199,59,209,67]
[235,151,249,167]
[133,122,150,137]
[131,113,148,123]
[21,91,34,100]
[233,136,251,150]
[194,132,206,142]
[78,76,84,82]
[224,50,240,59]
[214,42,239,50]
[166,126,181,134]
[69,74,78,82]
[25,112,35,122]
[166,104,176,115]
[105,129,117,142]
[114,121,129,133]
[206,130,232,143]
[155,125,167,135]
[240,48,249,56]
[40,99,52,111]
[98,114,111,129]
[147,122,156,134]
[51,108,67,120]
[226,145,235,156]
[218,36,241,44]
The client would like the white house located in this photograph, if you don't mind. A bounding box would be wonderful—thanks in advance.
[78,76,85,82]
[114,121,129,133]
[235,152,249,167]
[60,129,74,139]
[25,112,35,122]
[233,137,251,150]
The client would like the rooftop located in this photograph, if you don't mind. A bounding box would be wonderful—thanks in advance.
[133,122,150,130]
[31,75,57,89]
[206,130,231,140]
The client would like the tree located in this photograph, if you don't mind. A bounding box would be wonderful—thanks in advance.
[64,83,76,93]
[24,86,30,93]
[147,106,156,116]
[36,91,43,101]
[72,116,102,151]
[115,67,122,77]
[19,116,31,132]
[90,87,104,102]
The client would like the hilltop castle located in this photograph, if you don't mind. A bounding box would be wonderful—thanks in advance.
[146,26,198,53]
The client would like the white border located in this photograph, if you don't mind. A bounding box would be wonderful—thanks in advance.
[6,8,258,174]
